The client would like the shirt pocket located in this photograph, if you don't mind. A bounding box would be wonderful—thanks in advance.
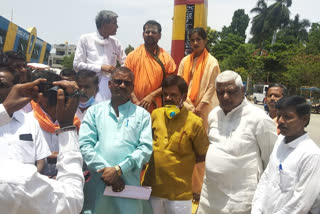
[9,138,35,163]
[123,119,140,144]
[279,170,295,192]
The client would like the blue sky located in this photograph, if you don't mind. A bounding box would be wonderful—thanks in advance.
[1,0,319,52]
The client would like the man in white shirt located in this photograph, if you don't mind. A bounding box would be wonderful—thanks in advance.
[73,10,126,103]
[75,69,98,121]
[30,70,81,177]
[252,96,320,214]
[197,70,278,214]
[0,65,50,172]
[0,78,84,214]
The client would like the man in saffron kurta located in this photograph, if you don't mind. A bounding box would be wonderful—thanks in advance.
[125,20,176,113]
[79,67,153,214]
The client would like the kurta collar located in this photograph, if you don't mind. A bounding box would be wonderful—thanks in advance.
[108,100,132,117]
[96,31,110,41]
[284,133,309,149]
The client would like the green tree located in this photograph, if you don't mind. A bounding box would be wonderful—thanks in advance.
[267,0,292,43]
[212,33,245,61]
[61,53,75,69]
[206,27,219,53]
[250,0,272,48]
[210,9,248,61]
[220,9,250,40]
[125,44,134,55]
[229,9,250,39]
[306,23,320,54]
[277,14,310,44]
[285,54,320,93]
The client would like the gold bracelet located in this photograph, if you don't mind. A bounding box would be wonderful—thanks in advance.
[115,165,122,176]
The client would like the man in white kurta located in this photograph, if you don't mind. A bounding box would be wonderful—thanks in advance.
[0,78,84,214]
[73,10,126,103]
[198,70,277,214]
[252,96,320,214]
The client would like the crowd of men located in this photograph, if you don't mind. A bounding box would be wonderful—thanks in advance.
[0,9,320,214]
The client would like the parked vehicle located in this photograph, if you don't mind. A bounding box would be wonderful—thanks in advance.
[300,86,320,114]
[252,84,268,104]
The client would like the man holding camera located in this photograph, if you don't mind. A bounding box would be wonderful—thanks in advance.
[0,75,85,213]
[30,70,81,177]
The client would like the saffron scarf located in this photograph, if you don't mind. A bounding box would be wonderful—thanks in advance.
[182,49,209,103]
[31,101,80,133]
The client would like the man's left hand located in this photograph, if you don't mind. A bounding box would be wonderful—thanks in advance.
[97,167,119,185]
[140,94,155,110]
[112,178,125,192]
[53,80,79,128]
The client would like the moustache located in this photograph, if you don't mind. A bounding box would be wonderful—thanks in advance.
[146,37,156,42]
[278,124,287,130]
[164,101,175,105]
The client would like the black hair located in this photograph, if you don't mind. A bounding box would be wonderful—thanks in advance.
[32,70,62,106]
[266,83,287,97]
[189,27,207,40]
[76,69,99,86]
[95,10,118,29]
[162,75,188,95]
[4,51,26,61]
[60,69,76,77]
[276,96,311,127]
[143,20,162,33]
[32,69,61,83]
[111,66,134,82]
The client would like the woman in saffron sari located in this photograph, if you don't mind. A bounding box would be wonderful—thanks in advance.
[178,27,220,129]
[178,27,220,202]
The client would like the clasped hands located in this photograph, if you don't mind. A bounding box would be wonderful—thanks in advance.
[97,167,125,192]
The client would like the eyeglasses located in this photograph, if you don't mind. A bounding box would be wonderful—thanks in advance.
[112,79,133,87]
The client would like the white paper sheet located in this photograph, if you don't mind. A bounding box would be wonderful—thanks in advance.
[103,185,152,200]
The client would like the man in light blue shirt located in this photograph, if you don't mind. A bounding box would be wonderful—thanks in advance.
[79,66,153,214]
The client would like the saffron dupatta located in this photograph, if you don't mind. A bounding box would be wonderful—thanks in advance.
[31,101,80,133]
[182,49,209,103]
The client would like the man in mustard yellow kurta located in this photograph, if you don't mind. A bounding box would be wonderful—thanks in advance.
[143,75,209,214]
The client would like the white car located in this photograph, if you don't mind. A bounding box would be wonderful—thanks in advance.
[253,84,268,104]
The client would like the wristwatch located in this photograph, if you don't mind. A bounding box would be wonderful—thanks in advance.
[115,165,122,176]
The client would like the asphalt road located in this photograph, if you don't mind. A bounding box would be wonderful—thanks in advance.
[253,103,320,146]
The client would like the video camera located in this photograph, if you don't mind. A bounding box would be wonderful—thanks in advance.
[38,82,88,106]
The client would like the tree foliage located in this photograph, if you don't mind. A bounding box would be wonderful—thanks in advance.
[61,53,74,69]
[209,9,249,61]
[125,44,135,55]
[306,23,320,54]
[206,1,319,96]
